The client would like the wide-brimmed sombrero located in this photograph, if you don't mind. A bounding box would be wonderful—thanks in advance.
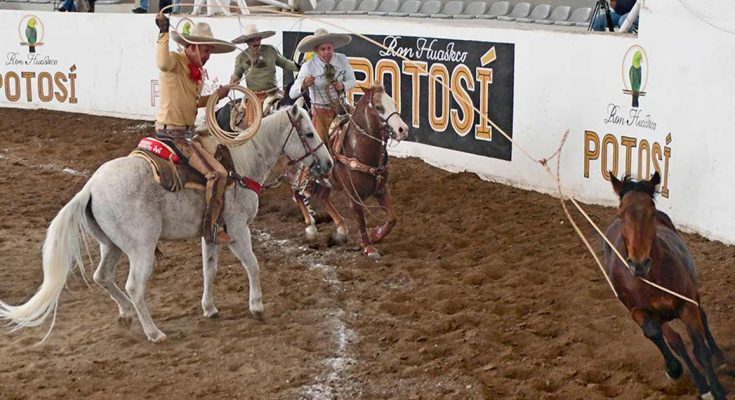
[171,22,236,54]
[296,28,351,53]
[232,24,276,44]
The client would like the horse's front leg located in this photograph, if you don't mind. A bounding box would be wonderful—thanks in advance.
[349,200,379,258]
[318,186,348,244]
[369,185,397,244]
[292,185,319,240]
[631,309,683,380]
[201,240,220,319]
[227,226,263,320]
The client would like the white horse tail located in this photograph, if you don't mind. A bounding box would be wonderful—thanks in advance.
[0,184,91,340]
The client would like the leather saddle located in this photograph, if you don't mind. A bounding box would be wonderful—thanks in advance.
[129,137,236,192]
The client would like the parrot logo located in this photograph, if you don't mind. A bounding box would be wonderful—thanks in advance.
[26,17,38,53]
[182,22,191,36]
[629,50,642,108]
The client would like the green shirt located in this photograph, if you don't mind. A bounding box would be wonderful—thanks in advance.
[232,44,299,92]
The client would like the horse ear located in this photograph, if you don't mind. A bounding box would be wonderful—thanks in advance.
[288,104,300,119]
[648,171,661,194]
[295,97,305,108]
[610,172,625,198]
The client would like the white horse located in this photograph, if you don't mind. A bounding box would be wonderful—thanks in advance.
[0,105,332,342]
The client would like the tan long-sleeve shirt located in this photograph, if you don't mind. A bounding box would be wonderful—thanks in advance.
[155,33,212,127]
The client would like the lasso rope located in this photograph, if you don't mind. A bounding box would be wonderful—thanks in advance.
[204,83,262,146]
[157,5,699,306]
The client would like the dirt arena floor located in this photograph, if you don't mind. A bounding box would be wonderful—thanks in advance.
[0,108,733,399]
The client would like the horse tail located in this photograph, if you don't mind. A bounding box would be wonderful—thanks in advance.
[0,184,91,340]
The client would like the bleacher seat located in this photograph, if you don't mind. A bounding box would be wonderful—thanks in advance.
[453,1,486,19]
[346,0,378,14]
[497,2,530,21]
[407,0,439,17]
[431,0,463,18]
[554,6,590,26]
[388,0,419,16]
[477,1,509,19]
[304,0,335,14]
[325,0,356,14]
[516,3,549,23]
[534,5,570,24]
[367,0,398,15]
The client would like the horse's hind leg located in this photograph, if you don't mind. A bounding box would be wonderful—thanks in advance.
[318,187,348,244]
[681,305,727,399]
[201,240,220,319]
[227,226,263,320]
[125,250,166,342]
[369,187,397,244]
[700,310,725,366]
[92,243,135,326]
[632,310,683,380]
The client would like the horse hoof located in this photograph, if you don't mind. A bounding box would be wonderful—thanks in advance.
[665,362,683,380]
[364,246,381,259]
[148,331,168,343]
[205,311,220,320]
[305,225,318,241]
[700,392,714,400]
[250,310,264,321]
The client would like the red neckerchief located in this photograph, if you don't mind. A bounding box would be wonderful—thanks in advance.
[188,63,202,83]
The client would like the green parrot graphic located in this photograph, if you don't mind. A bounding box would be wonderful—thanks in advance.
[26,17,38,53]
[629,50,642,108]
[182,22,191,36]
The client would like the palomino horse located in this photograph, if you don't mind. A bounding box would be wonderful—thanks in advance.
[292,85,409,258]
[604,172,726,400]
[0,105,332,342]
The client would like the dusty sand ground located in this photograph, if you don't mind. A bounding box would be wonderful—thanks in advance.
[0,109,733,399]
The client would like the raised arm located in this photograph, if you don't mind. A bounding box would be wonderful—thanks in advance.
[155,16,178,72]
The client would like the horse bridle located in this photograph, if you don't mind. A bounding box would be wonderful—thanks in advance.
[366,95,402,141]
[282,111,326,171]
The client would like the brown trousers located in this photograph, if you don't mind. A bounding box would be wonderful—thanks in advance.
[159,132,228,244]
[311,107,336,143]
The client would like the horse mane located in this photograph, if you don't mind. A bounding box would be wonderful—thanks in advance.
[615,174,658,200]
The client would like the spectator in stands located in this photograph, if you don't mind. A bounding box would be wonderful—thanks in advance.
[132,0,148,13]
[592,0,638,32]
[57,0,95,12]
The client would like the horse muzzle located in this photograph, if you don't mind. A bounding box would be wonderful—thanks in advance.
[627,257,652,277]
[309,158,332,178]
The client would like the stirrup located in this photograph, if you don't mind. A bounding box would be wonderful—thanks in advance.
[216,228,233,245]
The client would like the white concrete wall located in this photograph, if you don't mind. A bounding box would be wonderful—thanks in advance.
[2,0,734,244]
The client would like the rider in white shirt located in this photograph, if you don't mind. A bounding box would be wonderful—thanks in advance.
[289,29,356,141]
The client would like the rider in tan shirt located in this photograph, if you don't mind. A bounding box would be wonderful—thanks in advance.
[154,15,236,244]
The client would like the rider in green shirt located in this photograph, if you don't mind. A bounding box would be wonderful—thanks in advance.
[231,24,299,103]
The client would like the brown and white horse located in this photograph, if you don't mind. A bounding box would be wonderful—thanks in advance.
[293,85,409,258]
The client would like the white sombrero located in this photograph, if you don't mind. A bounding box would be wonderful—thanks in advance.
[296,28,351,53]
[172,22,236,54]
[232,24,276,44]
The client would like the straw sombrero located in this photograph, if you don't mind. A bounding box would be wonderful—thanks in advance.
[172,22,236,54]
[232,24,276,44]
[296,28,351,53]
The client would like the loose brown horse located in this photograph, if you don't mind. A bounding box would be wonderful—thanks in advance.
[604,172,726,400]
[292,85,409,258]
